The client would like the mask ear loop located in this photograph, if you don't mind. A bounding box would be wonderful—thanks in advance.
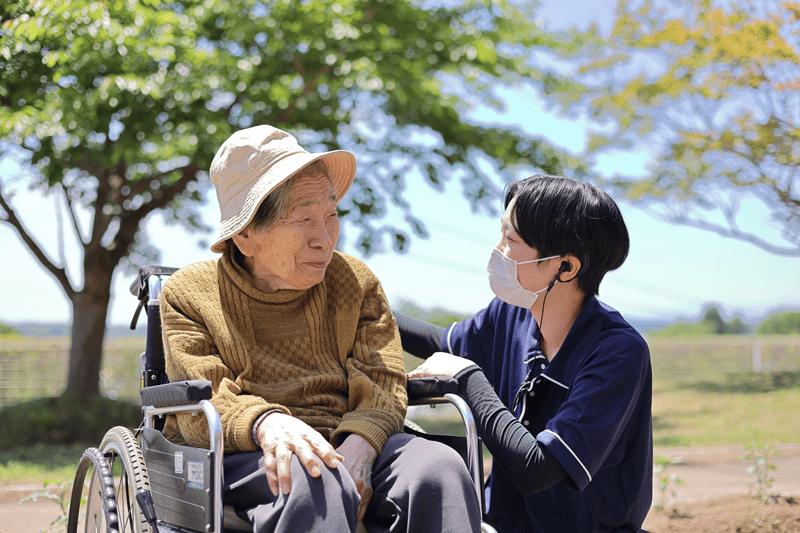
[538,275,558,351]
[538,263,568,351]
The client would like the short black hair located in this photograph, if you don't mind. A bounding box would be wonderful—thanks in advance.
[505,174,629,296]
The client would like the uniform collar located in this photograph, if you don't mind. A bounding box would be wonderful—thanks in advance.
[535,296,603,385]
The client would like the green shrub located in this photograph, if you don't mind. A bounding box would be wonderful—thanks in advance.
[0,395,141,449]
[757,311,800,335]
[0,323,21,338]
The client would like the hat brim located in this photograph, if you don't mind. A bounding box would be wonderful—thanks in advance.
[210,149,356,253]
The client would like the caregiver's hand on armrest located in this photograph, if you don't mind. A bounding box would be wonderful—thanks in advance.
[407,352,476,379]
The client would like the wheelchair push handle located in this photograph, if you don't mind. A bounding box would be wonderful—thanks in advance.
[130,265,178,388]
[129,265,178,330]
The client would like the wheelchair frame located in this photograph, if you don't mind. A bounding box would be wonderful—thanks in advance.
[66,266,495,533]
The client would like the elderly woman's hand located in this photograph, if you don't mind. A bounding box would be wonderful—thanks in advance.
[406,352,476,379]
[255,412,344,496]
[336,434,378,521]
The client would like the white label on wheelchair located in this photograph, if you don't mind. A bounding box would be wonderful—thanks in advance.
[174,451,184,474]
[188,461,204,489]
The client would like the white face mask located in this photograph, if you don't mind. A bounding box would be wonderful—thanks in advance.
[487,248,558,309]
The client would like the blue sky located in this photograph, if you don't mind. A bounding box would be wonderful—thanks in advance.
[1,0,798,329]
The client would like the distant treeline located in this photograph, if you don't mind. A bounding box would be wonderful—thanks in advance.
[0,324,20,338]
[650,306,800,337]
[2,305,798,340]
[397,302,800,337]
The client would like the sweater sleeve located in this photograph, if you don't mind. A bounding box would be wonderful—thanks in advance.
[331,259,408,454]
[454,366,566,494]
[160,265,290,453]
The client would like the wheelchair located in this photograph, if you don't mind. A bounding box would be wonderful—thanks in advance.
[66,266,496,533]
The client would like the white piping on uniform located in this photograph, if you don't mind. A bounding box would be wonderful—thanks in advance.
[541,374,569,390]
[524,354,546,364]
[543,429,592,483]
[446,323,456,353]
[519,392,528,421]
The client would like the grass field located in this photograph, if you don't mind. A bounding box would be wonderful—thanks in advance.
[652,373,800,446]
[1,336,799,484]
[0,444,86,484]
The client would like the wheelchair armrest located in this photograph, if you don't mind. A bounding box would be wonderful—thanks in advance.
[140,380,213,407]
[407,376,458,401]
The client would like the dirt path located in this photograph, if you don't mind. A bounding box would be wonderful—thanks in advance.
[643,444,800,532]
[0,482,61,532]
[649,443,800,504]
[3,444,800,532]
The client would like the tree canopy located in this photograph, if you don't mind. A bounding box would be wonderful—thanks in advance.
[757,310,800,334]
[1,0,582,260]
[0,0,580,397]
[557,0,800,257]
[649,304,749,336]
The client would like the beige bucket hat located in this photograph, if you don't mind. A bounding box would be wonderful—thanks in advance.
[209,125,356,253]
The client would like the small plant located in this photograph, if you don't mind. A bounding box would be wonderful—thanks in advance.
[743,443,778,503]
[653,455,685,512]
[19,479,73,533]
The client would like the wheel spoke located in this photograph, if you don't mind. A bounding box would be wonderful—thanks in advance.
[119,465,133,532]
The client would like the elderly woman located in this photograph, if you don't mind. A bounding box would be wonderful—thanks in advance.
[160,125,480,533]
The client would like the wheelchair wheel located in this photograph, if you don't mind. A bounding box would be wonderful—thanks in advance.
[67,447,120,533]
[68,427,152,533]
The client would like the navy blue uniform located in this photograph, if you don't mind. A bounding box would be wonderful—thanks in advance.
[442,296,652,533]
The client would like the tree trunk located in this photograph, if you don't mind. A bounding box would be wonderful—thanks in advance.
[62,260,114,398]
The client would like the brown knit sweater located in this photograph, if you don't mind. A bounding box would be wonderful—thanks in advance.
[160,247,407,454]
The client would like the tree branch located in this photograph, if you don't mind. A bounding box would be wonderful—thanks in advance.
[87,168,113,253]
[60,183,87,245]
[108,163,201,265]
[663,211,799,257]
[0,187,77,299]
[61,159,102,177]
[125,165,182,199]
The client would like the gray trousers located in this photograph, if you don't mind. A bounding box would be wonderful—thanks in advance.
[223,433,482,533]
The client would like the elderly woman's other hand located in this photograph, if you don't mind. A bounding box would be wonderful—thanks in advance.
[255,412,345,496]
[336,434,378,521]
[406,352,476,379]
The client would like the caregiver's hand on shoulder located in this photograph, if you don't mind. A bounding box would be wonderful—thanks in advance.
[407,352,475,379]
[255,412,345,496]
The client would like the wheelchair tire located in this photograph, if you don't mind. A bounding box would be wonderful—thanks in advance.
[68,427,153,533]
[99,427,153,533]
[67,446,120,533]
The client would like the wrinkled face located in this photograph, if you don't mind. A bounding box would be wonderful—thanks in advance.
[236,171,339,292]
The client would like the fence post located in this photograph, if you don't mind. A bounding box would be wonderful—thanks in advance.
[752,338,762,372]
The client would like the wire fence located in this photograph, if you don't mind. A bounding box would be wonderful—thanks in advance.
[647,336,800,381]
[0,338,142,406]
[1,335,800,407]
